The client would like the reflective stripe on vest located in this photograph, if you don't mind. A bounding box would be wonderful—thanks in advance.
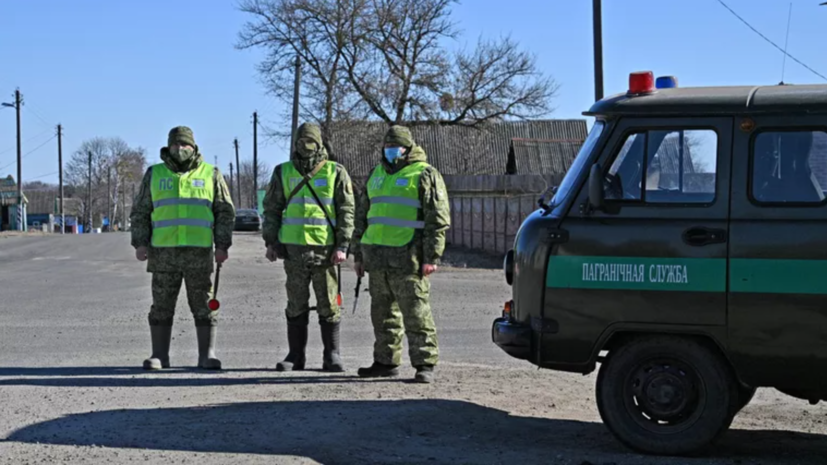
[279,161,337,246]
[152,198,213,208]
[150,162,215,248]
[361,162,428,247]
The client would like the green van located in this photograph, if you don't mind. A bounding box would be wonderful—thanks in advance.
[493,71,827,455]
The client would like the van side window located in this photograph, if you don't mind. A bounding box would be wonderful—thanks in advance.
[604,129,718,204]
[751,130,827,204]
[605,133,644,200]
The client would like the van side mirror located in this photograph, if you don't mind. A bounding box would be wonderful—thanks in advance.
[588,163,605,211]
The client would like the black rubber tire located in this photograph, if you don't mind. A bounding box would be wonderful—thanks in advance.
[596,335,737,456]
[734,384,757,414]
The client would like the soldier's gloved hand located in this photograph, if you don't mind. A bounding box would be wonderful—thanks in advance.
[135,246,148,262]
[265,246,278,263]
[332,250,346,265]
[215,249,229,264]
[354,262,365,278]
[422,264,438,277]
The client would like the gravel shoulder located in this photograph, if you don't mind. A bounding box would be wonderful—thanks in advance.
[1,233,826,464]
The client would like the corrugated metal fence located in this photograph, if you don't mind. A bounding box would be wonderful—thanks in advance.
[328,119,588,177]
[443,174,564,255]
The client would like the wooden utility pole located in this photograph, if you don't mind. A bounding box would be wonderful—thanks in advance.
[592,0,604,102]
[229,162,235,204]
[14,90,22,230]
[57,124,64,234]
[107,167,111,232]
[2,89,23,230]
[131,183,135,226]
[253,111,258,209]
[291,56,301,151]
[87,151,92,233]
[121,176,126,231]
[234,138,241,205]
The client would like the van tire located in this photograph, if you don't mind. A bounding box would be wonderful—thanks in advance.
[596,335,737,456]
[734,385,757,414]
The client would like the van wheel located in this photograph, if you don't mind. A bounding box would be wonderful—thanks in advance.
[596,336,737,456]
[735,385,756,414]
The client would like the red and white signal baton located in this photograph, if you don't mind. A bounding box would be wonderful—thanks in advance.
[208,262,222,311]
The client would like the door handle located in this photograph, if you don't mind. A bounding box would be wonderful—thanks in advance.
[682,227,727,247]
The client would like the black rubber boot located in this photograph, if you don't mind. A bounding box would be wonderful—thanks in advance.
[357,362,400,378]
[414,365,435,384]
[143,325,172,370]
[196,325,222,370]
[276,315,308,371]
[320,321,344,372]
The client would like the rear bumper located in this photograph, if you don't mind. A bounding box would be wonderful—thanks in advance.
[234,222,260,231]
[492,315,532,361]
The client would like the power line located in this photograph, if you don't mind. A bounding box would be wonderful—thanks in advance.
[28,171,58,181]
[715,0,827,82]
[0,127,54,156]
[23,105,52,128]
[0,135,56,172]
[22,134,56,159]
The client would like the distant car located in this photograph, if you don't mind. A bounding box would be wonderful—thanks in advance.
[234,209,261,231]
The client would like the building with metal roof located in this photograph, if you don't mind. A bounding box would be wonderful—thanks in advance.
[0,176,27,231]
[327,119,588,179]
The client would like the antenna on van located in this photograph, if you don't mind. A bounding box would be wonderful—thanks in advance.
[780,2,792,85]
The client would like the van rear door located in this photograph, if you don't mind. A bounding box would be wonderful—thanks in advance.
[728,115,827,390]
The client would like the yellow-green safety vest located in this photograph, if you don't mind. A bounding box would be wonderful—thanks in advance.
[150,162,215,248]
[279,161,337,246]
[361,162,427,247]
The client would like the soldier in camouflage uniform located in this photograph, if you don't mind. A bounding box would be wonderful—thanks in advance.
[263,122,354,372]
[352,125,450,384]
[131,126,235,371]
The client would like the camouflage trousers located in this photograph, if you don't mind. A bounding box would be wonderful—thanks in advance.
[148,270,216,327]
[284,258,341,323]
[369,269,438,367]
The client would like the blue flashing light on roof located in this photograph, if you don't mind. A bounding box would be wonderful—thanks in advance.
[655,76,678,89]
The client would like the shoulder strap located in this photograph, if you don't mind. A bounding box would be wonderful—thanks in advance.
[284,161,327,205]
[302,162,337,234]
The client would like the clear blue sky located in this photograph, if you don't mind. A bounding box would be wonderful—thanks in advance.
[1,0,825,185]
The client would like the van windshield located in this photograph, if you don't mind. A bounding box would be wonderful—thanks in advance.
[550,120,605,207]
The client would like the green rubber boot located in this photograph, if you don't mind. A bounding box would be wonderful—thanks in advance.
[276,315,308,372]
[414,365,435,384]
[196,325,222,370]
[320,321,344,372]
[357,362,400,378]
[143,324,172,370]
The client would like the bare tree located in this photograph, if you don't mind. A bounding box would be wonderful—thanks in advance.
[237,0,558,136]
[343,0,457,124]
[234,159,272,209]
[22,181,56,191]
[443,36,559,125]
[66,137,146,230]
[236,0,369,141]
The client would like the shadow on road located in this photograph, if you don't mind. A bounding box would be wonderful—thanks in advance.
[5,399,827,464]
[0,367,405,388]
[0,367,149,377]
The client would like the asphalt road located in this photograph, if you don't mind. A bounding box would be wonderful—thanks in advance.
[1,233,827,464]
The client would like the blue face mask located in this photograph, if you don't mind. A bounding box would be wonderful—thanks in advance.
[384,147,403,164]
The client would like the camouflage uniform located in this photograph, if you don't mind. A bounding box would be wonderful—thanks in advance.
[262,123,355,372]
[352,125,450,383]
[131,126,235,370]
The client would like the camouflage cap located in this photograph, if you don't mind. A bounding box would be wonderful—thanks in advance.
[384,125,414,148]
[168,126,196,148]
